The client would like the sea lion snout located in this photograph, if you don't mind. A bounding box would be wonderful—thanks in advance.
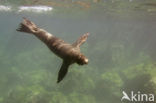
[84,58,89,64]
[80,57,89,65]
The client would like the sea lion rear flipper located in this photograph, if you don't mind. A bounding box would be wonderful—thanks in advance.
[72,32,89,47]
[17,17,38,34]
[57,60,70,83]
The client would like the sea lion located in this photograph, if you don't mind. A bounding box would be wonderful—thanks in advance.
[17,18,89,83]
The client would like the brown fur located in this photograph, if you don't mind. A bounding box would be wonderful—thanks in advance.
[17,18,89,83]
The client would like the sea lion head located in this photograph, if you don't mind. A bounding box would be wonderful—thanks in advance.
[77,54,88,65]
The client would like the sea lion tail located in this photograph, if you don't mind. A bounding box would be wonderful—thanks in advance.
[16,17,38,34]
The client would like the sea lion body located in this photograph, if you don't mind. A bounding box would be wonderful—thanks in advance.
[46,37,79,61]
[34,30,84,64]
[17,18,89,83]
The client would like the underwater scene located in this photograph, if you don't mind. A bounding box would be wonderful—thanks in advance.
[0,0,156,103]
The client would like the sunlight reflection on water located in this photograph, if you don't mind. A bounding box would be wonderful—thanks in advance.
[0,5,53,13]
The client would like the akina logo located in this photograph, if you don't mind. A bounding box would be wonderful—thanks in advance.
[121,91,154,102]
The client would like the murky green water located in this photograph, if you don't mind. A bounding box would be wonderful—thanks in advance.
[1,0,156,103]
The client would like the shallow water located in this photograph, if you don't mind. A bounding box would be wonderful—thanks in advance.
[0,0,156,103]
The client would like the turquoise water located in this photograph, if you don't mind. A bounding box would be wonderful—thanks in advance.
[1,1,156,103]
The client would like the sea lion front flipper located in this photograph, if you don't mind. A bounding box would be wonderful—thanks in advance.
[72,32,89,47]
[57,60,70,83]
